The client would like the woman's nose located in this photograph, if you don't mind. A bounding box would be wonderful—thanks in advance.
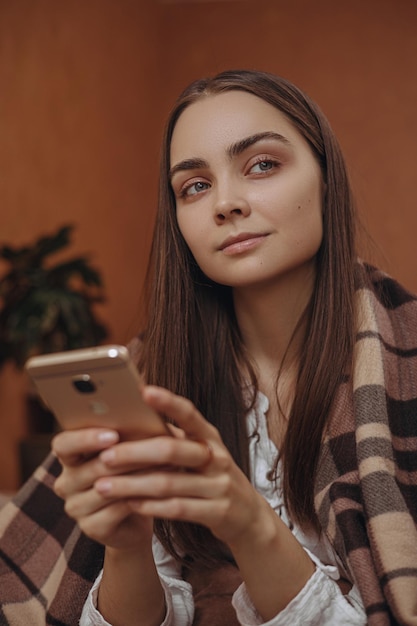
[213,186,251,224]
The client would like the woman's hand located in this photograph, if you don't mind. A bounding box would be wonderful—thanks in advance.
[92,386,315,621]
[52,427,157,551]
[93,385,269,548]
[54,385,315,621]
[52,420,170,625]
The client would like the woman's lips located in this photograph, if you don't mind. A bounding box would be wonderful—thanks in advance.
[219,233,268,255]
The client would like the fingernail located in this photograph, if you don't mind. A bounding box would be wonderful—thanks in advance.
[96,479,112,494]
[97,431,118,444]
[100,448,115,463]
[144,386,161,398]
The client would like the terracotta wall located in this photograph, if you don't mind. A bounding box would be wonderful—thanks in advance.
[0,0,416,490]
[0,0,161,489]
[156,0,417,289]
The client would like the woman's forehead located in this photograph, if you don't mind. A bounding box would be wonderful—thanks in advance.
[170,91,301,161]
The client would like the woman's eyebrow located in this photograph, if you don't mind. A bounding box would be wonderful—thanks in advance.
[169,131,290,181]
[227,131,291,158]
[169,158,208,181]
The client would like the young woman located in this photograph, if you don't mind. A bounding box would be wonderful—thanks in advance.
[50,70,417,626]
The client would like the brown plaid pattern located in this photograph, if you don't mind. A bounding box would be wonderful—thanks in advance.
[0,457,103,625]
[316,265,417,625]
[0,264,416,625]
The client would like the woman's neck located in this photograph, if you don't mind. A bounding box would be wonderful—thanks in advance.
[233,262,315,370]
[233,263,316,447]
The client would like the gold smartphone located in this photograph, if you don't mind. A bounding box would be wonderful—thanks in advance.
[25,345,169,440]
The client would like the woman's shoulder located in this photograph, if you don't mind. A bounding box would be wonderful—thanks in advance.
[356,261,417,309]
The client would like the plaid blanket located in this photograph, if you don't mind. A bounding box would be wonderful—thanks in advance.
[0,458,103,625]
[0,265,416,625]
[316,264,417,625]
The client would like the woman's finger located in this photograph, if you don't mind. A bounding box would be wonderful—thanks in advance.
[94,469,222,501]
[128,486,263,547]
[52,428,119,467]
[63,486,116,519]
[54,452,123,498]
[129,496,230,533]
[99,435,212,471]
[142,386,219,443]
[76,500,137,545]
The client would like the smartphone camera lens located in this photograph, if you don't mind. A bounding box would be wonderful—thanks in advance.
[72,375,96,394]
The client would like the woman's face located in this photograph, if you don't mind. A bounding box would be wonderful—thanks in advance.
[170,90,323,291]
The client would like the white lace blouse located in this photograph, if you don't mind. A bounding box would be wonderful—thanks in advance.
[80,392,367,625]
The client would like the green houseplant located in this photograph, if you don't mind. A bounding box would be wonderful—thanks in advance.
[0,224,108,369]
[0,224,108,481]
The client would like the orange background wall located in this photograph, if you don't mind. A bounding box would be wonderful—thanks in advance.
[0,0,416,490]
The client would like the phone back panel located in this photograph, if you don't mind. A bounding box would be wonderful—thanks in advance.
[25,345,168,439]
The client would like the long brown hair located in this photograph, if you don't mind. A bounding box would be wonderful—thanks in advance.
[139,70,356,566]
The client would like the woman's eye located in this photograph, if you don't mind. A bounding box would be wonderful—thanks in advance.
[249,160,277,174]
[181,181,210,198]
